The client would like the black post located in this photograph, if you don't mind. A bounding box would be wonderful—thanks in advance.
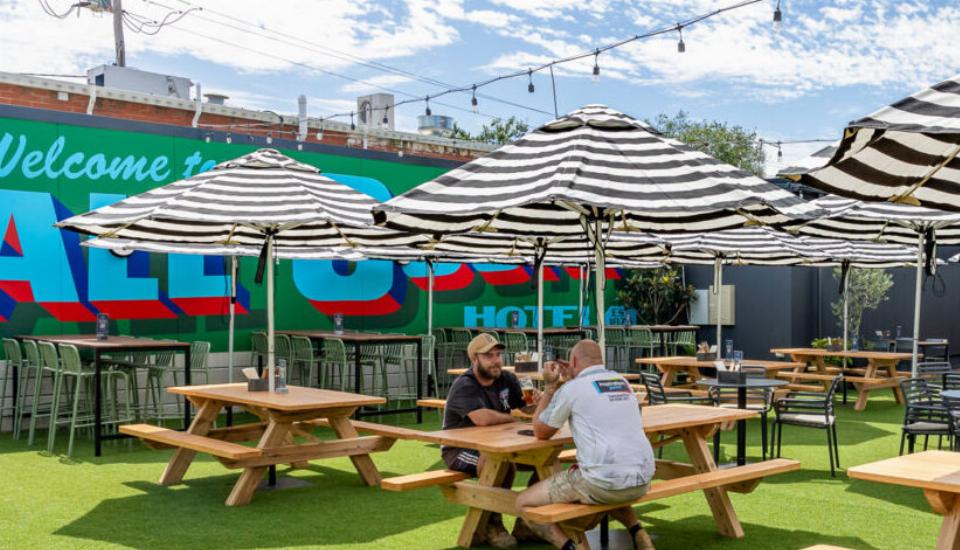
[94,349,102,457]
[183,346,192,430]
[416,338,423,424]
[737,386,747,466]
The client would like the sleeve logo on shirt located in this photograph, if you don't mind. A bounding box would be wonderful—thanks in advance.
[593,379,631,394]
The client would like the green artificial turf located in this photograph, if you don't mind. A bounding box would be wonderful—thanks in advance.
[0,395,942,549]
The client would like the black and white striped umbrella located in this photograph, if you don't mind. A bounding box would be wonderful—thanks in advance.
[780,194,960,372]
[57,148,433,391]
[801,74,960,211]
[374,104,821,359]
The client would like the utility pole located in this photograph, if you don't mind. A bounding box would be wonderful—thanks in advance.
[112,0,125,66]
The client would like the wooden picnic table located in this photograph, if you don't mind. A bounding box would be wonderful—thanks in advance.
[848,451,960,549]
[639,356,804,388]
[17,334,191,457]
[121,383,391,506]
[770,347,910,411]
[404,404,771,546]
[277,330,423,422]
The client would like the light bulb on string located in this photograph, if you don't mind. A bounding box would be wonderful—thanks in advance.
[225,132,232,144]
[677,26,685,53]
[204,133,211,143]
[316,125,324,141]
[592,50,600,83]
[470,85,478,113]
[350,112,356,131]
[527,69,535,93]
[777,141,783,161]
[425,96,431,117]
[265,132,273,145]
[382,106,389,125]
[773,0,783,32]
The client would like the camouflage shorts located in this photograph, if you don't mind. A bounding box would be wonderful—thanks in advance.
[546,467,650,505]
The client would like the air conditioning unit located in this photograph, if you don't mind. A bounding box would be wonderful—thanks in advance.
[357,93,395,130]
[86,65,193,99]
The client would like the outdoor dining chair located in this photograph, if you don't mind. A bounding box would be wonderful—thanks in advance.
[773,375,842,477]
[945,373,960,392]
[898,378,951,455]
[2,338,23,439]
[917,361,953,389]
[290,336,318,387]
[172,341,211,387]
[47,343,133,458]
[942,393,960,452]
[27,340,60,446]
[249,331,267,369]
[640,372,713,406]
[605,327,628,371]
[502,331,528,365]
[668,330,697,356]
[625,327,658,368]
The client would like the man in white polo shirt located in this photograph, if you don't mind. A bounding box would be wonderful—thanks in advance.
[516,339,656,550]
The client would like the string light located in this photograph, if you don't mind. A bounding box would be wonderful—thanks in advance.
[471,85,478,113]
[204,133,211,143]
[316,124,324,140]
[773,0,782,32]
[777,141,783,160]
[527,69,535,93]
[424,96,432,117]
[677,26,685,53]
[265,132,273,144]
[225,132,232,144]
[592,50,600,82]
[382,106,389,125]
[349,112,355,131]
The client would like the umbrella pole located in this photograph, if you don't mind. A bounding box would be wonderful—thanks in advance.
[595,226,606,364]
[577,264,584,330]
[267,235,276,392]
[912,233,924,376]
[427,260,434,336]
[714,257,723,360]
[228,256,237,384]
[537,259,545,372]
[842,269,849,374]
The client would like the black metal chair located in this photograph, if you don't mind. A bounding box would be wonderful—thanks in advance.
[640,372,713,405]
[917,361,953,389]
[940,393,960,452]
[944,373,960,392]
[898,378,951,455]
[709,366,775,461]
[773,375,842,477]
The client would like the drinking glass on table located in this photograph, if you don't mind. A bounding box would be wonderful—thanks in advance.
[520,376,536,405]
[733,350,743,370]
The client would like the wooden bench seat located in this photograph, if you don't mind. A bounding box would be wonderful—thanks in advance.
[305,418,424,440]
[417,398,447,409]
[120,424,262,460]
[776,372,903,386]
[523,458,800,523]
[381,470,471,491]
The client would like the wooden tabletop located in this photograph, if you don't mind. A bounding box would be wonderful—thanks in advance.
[408,404,755,454]
[771,348,912,361]
[639,356,804,370]
[848,451,960,493]
[167,383,386,412]
[277,330,421,343]
[17,334,190,349]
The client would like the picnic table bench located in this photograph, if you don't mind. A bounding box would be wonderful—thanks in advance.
[848,451,960,549]
[121,383,400,506]
[380,404,800,547]
[638,356,806,389]
[770,348,910,411]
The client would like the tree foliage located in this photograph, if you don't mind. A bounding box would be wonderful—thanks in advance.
[616,267,697,325]
[650,111,766,177]
[450,116,530,145]
[830,267,894,339]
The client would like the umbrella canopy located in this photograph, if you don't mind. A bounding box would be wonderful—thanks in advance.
[801,74,960,211]
[374,104,822,361]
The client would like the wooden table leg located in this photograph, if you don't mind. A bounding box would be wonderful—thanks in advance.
[882,361,906,404]
[328,415,382,486]
[680,426,744,538]
[225,420,292,506]
[159,398,222,486]
[924,490,960,550]
[853,362,880,412]
[659,366,674,387]
[457,455,510,548]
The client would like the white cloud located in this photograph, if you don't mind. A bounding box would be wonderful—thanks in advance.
[340,74,413,94]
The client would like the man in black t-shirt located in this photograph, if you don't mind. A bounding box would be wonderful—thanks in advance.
[441,332,537,548]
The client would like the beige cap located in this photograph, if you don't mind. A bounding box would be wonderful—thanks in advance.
[467,332,505,361]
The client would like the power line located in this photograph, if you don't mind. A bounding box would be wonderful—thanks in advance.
[153,0,555,118]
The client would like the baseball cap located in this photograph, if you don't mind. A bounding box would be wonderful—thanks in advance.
[467,333,505,361]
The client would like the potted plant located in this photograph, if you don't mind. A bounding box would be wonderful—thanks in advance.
[616,267,697,325]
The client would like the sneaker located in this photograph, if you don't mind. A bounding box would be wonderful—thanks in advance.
[484,524,518,549]
[633,528,655,550]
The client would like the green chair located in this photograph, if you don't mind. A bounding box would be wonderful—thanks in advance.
[250,331,267,369]
[27,340,61,446]
[291,336,318,387]
[604,327,627,371]
[274,334,293,376]
[47,343,133,458]
[448,328,473,369]
[2,338,24,439]
[503,331,529,365]
[16,339,41,441]
[143,348,179,422]
[173,341,211,387]
[669,330,697,356]
[626,327,659,370]
[320,338,349,390]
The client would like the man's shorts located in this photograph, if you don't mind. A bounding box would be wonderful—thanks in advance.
[546,466,650,505]
[445,449,481,476]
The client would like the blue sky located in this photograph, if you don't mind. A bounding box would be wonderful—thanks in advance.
[3,0,960,174]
